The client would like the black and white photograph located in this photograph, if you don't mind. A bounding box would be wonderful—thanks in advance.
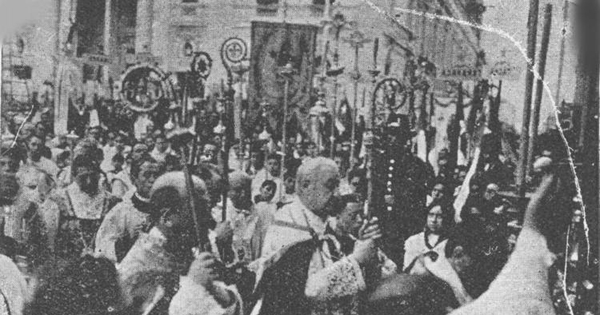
[0,0,598,314]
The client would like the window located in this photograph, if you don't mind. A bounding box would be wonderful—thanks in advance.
[257,0,278,15]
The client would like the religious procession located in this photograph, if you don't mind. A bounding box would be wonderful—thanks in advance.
[0,0,598,314]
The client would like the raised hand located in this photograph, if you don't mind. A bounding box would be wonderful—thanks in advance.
[188,251,222,288]
[352,218,382,266]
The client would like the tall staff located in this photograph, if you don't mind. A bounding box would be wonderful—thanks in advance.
[517,0,540,197]
[344,30,370,170]
[279,63,296,197]
[325,13,351,158]
[365,38,380,219]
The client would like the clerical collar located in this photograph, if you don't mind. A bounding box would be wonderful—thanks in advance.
[134,192,150,203]
[131,193,152,214]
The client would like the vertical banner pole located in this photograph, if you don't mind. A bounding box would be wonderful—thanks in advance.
[517,0,540,197]
[527,4,553,176]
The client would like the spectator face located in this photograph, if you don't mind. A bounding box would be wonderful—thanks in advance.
[350,176,361,193]
[334,156,343,171]
[260,184,276,201]
[483,183,499,201]
[307,144,318,157]
[431,184,446,202]
[438,158,448,169]
[284,176,295,194]
[131,144,148,161]
[202,144,218,164]
[144,136,155,151]
[426,205,444,233]
[213,135,222,147]
[228,184,251,210]
[265,158,280,177]
[134,161,161,199]
[114,136,125,151]
[336,201,364,237]
[75,165,100,195]
[250,152,260,168]
[35,123,45,135]
[26,136,43,161]
[155,137,168,153]
[19,123,35,141]
[89,128,101,141]
[112,159,123,172]
[0,155,20,174]
[58,135,68,147]
[106,132,116,146]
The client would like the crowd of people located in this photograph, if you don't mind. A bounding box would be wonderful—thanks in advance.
[0,113,573,315]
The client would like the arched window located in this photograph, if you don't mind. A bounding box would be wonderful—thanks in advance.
[184,41,194,57]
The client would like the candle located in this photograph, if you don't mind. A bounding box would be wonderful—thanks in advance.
[373,38,379,68]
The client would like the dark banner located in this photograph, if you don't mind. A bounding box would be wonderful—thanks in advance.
[247,21,319,138]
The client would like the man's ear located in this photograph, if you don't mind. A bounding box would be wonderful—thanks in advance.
[451,245,465,259]
[300,179,311,190]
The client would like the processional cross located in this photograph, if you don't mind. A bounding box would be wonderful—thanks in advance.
[342,29,370,169]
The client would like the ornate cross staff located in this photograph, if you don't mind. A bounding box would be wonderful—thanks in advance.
[278,63,296,185]
[365,38,380,219]
[230,61,250,170]
[323,12,353,158]
[343,29,371,171]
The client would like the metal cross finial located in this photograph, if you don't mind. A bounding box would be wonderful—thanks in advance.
[279,62,296,79]
[343,30,370,81]
[343,29,371,50]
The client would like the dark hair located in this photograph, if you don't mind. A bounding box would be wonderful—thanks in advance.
[25,133,43,144]
[56,150,71,162]
[71,154,100,177]
[165,154,181,170]
[425,202,455,230]
[261,179,277,192]
[150,186,184,218]
[444,221,508,298]
[111,153,125,164]
[444,221,488,261]
[25,256,124,315]
[130,155,159,179]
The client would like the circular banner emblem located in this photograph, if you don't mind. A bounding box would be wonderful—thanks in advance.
[222,37,247,64]
[191,52,213,79]
[118,64,176,113]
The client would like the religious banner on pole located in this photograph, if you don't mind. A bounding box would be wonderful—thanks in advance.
[247,21,319,137]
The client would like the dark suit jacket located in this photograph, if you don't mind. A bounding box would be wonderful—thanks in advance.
[366,272,459,315]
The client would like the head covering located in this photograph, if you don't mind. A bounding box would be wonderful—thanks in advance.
[229,171,251,190]
[150,171,206,200]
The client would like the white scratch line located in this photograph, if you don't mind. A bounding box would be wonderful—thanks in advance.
[362,1,585,313]
[2,105,34,154]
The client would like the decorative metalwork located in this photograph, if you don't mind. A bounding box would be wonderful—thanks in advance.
[222,37,248,64]
[118,64,176,113]
[371,77,408,128]
[191,51,213,79]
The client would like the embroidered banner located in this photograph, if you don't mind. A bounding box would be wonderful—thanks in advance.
[247,21,319,137]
